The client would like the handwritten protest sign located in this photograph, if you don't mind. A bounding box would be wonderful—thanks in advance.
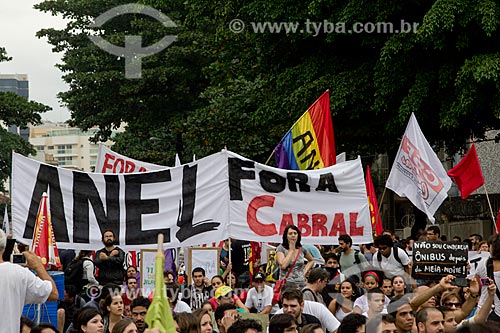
[412,241,468,280]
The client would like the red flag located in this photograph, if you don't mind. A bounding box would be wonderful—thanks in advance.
[31,192,61,269]
[248,241,261,284]
[366,166,383,236]
[447,143,484,199]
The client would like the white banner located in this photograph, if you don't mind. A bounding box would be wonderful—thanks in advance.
[386,113,451,223]
[96,143,166,173]
[12,151,372,250]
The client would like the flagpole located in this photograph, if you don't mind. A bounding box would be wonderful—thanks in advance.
[483,184,498,233]
[265,150,275,165]
[378,187,387,216]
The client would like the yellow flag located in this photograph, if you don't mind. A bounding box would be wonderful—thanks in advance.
[145,234,175,333]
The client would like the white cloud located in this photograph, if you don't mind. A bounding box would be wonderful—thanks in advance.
[0,0,70,122]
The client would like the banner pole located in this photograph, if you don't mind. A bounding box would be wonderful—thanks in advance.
[228,238,232,267]
[483,184,498,233]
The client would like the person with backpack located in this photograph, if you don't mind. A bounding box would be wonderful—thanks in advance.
[336,234,368,279]
[371,234,410,280]
[64,250,97,295]
[302,267,330,307]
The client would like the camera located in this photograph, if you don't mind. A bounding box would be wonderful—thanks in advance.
[480,278,491,286]
[452,278,469,287]
[11,253,26,264]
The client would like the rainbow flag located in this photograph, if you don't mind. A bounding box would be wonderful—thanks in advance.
[274,90,335,169]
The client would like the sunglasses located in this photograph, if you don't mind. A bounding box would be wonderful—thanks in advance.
[444,302,462,308]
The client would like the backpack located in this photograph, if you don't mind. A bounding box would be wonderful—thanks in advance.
[376,246,403,266]
[64,258,92,292]
[302,287,319,302]
[341,249,364,265]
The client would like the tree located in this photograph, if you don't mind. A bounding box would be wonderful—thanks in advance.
[37,0,500,165]
[0,49,50,189]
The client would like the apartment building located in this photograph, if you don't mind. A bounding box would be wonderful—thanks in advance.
[30,121,113,171]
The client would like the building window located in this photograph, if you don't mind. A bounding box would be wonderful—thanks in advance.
[36,146,45,151]
[57,156,73,165]
[47,146,54,150]
[57,144,73,154]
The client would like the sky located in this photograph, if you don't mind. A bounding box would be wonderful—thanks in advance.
[0,0,70,122]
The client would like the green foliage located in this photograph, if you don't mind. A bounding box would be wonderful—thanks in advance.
[0,51,50,189]
[0,47,11,62]
[36,0,500,165]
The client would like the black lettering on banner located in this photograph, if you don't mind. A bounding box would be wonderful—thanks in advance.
[176,164,220,242]
[259,170,286,193]
[23,164,69,242]
[228,157,255,200]
[287,173,310,192]
[125,170,172,245]
[293,131,320,169]
[72,173,120,243]
[316,173,339,192]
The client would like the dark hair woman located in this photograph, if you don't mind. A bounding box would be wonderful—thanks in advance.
[275,225,314,289]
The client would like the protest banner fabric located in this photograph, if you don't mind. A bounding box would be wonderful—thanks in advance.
[12,150,372,250]
[274,90,335,169]
[96,143,166,173]
[386,113,451,223]
[447,142,484,199]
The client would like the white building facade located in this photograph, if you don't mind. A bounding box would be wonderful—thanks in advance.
[29,122,113,171]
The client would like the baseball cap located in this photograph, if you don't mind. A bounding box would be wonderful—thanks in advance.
[215,285,233,299]
[253,272,265,281]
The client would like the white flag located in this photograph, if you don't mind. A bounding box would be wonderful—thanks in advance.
[386,113,451,223]
[2,205,9,235]
[336,152,346,164]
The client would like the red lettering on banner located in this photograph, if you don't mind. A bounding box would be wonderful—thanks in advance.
[312,214,328,236]
[102,153,115,172]
[113,158,125,173]
[103,154,145,173]
[125,161,135,173]
[246,196,365,238]
[401,136,443,194]
[298,214,311,236]
[349,212,363,236]
[247,195,278,236]
[279,214,294,235]
[329,213,347,236]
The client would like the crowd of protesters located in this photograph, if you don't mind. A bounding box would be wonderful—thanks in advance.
[2,223,500,333]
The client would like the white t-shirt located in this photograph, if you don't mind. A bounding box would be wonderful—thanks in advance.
[275,300,340,332]
[245,285,273,313]
[174,300,192,313]
[0,262,52,333]
[475,258,500,317]
[371,247,409,278]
